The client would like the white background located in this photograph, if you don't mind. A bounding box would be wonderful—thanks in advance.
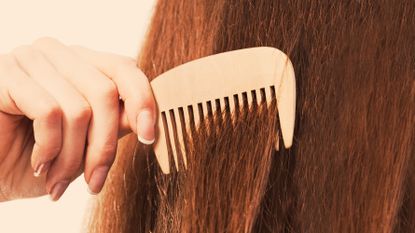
[0,1,156,232]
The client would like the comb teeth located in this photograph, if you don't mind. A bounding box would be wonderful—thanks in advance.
[151,47,296,174]
[158,87,276,171]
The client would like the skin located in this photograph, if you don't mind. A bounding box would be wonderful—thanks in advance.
[0,37,156,201]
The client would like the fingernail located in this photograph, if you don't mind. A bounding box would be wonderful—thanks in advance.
[88,166,110,195]
[49,180,70,201]
[137,109,155,145]
[33,161,52,177]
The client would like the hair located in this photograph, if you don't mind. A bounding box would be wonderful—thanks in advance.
[87,0,415,232]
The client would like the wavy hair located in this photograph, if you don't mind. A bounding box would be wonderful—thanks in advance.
[88,1,415,232]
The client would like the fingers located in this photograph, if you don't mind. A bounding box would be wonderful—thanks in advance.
[12,46,91,201]
[1,37,153,200]
[118,101,132,139]
[32,37,119,195]
[69,45,156,144]
[0,54,63,176]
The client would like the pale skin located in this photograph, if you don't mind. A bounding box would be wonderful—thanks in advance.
[0,37,156,201]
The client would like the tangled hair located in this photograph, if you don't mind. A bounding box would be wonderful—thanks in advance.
[87,0,415,232]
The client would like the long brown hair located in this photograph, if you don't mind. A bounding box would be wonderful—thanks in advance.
[87,1,415,232]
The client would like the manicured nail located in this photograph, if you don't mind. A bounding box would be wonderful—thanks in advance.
[137,109,155,145]
[33,161,52,177]
[88,166,110,195]
[49,180,70,201]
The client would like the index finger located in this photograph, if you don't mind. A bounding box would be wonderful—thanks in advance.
[0,54,63,175]
[69,45,156,144]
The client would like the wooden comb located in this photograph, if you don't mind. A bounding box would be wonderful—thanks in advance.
[150,47,296,174]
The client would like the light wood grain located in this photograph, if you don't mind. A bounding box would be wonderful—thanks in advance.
[150,47,296,174]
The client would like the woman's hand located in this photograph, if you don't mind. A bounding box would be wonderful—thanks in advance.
[0,37,156,201]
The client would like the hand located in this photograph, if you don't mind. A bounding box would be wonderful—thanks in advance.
[0,37,156,201]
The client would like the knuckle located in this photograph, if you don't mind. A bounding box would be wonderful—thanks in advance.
[114,57,137,76]
[32,37,60,48]
[39,102,63,122]
[68,104,92,124]
[141,92,156,108]
[119,57,136,67]
[99,80,119,100]
[126,84,154,110]
[135,91,156,111]
[12,45,44,62]
[126,91,156,116]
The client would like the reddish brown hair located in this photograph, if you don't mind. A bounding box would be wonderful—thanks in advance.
[88,1,415,232]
